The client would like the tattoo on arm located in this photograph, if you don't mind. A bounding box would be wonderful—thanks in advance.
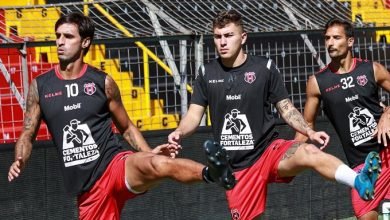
[23,80,41,138]
[123,131,140,151]
[105,76,121,102]
[16,80,41,161]
[24,117,33,130]
[276,99,310,134]
[277,99,290,114]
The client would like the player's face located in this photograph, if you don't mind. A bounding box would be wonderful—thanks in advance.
[324,25,354,59]
[55,23,89,63]
[213,23,247,61]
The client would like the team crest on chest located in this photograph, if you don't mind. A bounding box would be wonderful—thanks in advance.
[84,82,96,95]
[356,75,368,86]
[244,72,256,84]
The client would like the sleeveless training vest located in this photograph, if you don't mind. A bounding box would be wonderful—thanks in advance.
[36,64,123,195]
[315,58,384,168]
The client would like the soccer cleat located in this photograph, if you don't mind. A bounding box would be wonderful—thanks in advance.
[354,151,381,201]
[354,171,374,201]
[203,139,237,190]
[360,151,381,186]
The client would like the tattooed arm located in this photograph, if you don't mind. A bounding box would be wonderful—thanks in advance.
[105,75,152,152]
[276,99,313,135]
[8,79,41,182]
[276,98,329,148]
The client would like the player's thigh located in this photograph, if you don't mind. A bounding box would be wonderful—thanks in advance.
[277,142,321,176]
[124,152,171,192]
[357,211,378,220]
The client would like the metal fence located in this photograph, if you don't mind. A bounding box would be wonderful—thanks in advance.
[1,28,390,143]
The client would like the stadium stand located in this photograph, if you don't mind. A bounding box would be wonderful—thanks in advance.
[0,0,374,143]
[1,0,390,219]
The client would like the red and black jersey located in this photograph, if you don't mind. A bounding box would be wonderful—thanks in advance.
[191,55,289,170]
[36,64,123,195]
[315,58,384,168]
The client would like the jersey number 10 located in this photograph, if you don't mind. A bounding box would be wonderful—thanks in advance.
[65,83,79,97]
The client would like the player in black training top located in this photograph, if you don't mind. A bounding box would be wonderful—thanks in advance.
[8,12,235,220]
[169,10,380,219]
[296,18,387,219]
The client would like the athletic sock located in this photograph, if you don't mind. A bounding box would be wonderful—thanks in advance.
[202,167,214,183]
[335,164,357,188]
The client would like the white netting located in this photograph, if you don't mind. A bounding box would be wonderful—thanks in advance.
[1,0,354,39]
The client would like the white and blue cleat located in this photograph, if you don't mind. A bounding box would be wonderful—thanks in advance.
[354,151,381,201]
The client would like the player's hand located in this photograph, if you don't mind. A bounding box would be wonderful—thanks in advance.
[8,156,25,182]
[152,143,182,158]
[372,107,390,146]
[308,130,329,150]
[168,130,183,147]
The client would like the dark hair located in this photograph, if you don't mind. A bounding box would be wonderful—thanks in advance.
[212,10,244,32]
[55,12,95,52]
[324,18,354,38]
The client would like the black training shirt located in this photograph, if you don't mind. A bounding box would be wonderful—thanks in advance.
[191,55,289,170]
[315,58,384,168]
[36,64,123,195]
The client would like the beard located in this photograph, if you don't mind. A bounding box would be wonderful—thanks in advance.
[58,52,81,64]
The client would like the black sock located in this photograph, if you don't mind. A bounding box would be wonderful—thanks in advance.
[202,167,214,183]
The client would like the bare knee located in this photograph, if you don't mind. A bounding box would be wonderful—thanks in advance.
[279,142,343,178]
[278,142,321,177]
[357,211,378,220]
[294,143,323,166]
[297,143,343,169]
[124,154,174,192]
[149,155,174,178]
[301,143,322,155]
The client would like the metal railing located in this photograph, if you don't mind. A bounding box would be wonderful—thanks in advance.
[0,28,390,143]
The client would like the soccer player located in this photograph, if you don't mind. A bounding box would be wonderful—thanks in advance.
[168,10,381,219]
[295,18,389,219]
[8,12,235,220]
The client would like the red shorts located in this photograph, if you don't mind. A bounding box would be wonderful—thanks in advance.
[78,151,141,220]
[351,148,390,218]
[226,139,297,220]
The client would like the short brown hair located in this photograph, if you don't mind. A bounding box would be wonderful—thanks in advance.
[55,12,95,53]
[212,10,244,32]
[324,18,354,38]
